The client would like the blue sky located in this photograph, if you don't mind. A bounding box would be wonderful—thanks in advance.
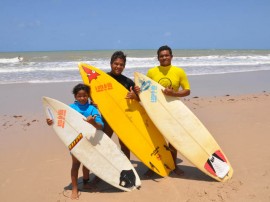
[1,0,270,52]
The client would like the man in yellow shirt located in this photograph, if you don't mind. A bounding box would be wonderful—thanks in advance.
[145,45,191,177]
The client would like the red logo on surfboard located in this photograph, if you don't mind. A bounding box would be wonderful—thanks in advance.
[82,66,100,83]
[57,109,66,128]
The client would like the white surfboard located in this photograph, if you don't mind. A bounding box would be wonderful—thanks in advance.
[42,96,141,191]
[134,72,233,182]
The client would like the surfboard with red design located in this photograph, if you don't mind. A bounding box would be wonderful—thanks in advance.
[134,72,233,182]
[78,63,175,177]
[42,96,141,191]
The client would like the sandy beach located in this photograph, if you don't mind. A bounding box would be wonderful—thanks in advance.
[1,71,270,202]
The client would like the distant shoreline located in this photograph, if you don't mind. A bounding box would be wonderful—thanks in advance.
[1,70,270,115]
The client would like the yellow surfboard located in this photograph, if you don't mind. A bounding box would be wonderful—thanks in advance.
[78,63,174,177]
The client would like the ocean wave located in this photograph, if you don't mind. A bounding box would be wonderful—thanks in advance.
[0,57,22,64]
[1,50,270,84]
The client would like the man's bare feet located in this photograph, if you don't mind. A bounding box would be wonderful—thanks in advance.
[173,166,184,176]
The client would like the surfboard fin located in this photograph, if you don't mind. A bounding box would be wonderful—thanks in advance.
[164,145,174,152]
[119,170,136,188]
[164,163,173,171]
[149,161,160,173]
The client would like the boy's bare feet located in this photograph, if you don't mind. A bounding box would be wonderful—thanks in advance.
[83,178,97,190]
[71,188,79,200]
[91,176,101,185]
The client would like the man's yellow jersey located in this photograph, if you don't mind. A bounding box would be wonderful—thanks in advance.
[147,65,190,91]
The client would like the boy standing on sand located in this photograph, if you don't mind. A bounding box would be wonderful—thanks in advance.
[46,84,104,200]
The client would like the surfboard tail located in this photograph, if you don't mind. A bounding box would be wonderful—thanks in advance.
[204,150,230,179]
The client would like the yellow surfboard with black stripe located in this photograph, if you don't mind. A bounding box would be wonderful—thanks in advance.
[78,63,174,177]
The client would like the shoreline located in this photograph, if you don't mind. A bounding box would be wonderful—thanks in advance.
[1,70,270,115]
[188,70,270,97]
